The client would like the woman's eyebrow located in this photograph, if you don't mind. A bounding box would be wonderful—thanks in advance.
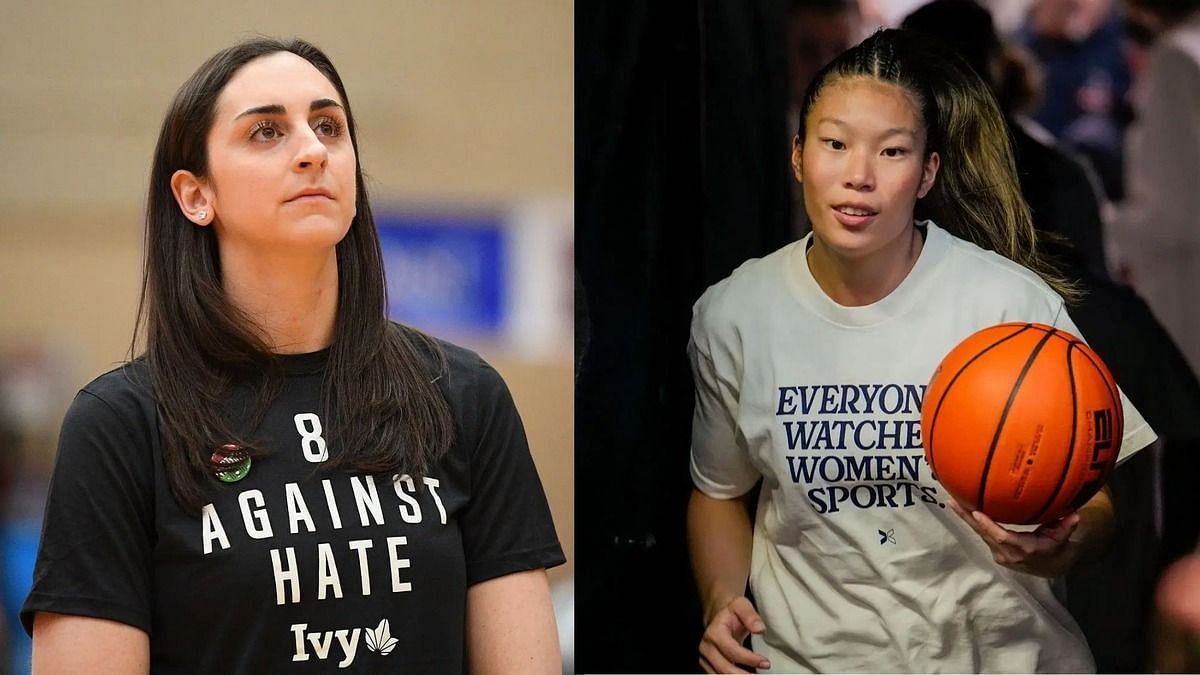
[310,98,343,113]
[817,118,914,136]
[234,98,344,120]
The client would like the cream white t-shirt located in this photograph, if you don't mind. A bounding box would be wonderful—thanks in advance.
[689,221,1156,673]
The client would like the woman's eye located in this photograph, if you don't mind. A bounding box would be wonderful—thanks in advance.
[314,117,344,137]
[882,147,908,158]
[250,121,281,142]
[822,138,845,150]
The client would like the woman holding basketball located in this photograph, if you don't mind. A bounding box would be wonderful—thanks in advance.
[21,38,563,673]
[687,28,1155,673]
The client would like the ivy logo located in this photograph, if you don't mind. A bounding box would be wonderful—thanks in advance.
[365,618,399,656]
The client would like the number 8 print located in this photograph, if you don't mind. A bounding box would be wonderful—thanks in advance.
[294,413,328,462]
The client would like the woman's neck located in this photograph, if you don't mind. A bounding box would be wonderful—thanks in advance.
[218,246,340,354]
[807,225,924,307]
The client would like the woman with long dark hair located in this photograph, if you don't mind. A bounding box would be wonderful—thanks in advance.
[21,37,563,673]
[687,29,1155,673]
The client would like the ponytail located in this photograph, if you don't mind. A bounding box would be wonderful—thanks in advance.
[799,29,1080,304]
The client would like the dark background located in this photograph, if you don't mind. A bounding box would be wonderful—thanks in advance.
[575,1,793,671]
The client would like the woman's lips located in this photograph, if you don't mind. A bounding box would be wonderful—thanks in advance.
[831,205,878,228]
[286,194,334,204]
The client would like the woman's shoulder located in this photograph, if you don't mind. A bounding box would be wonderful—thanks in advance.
[693,241,803,328]
[58,360,159,461]
[74,359,157,413]
[435,337,499,386]
[391,323,508,402]
[933,223,1063,307]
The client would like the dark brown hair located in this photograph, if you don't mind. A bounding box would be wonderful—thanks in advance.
[132,37,454,513]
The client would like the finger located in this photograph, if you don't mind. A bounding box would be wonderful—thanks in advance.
[970,510,1014,545]
[1037,513,1080,543]
[997,532,1041,559]
[993,523,1073,562]
[728,597,767,635]
[948,500,988,536]
[699,654,717,674]
[712,633,770,672]
[699,640,751,674]
[720,634,768,667]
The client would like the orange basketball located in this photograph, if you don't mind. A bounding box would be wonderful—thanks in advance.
[921,322,1122,525]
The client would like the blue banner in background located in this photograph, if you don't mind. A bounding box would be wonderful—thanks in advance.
[376,212,507,337]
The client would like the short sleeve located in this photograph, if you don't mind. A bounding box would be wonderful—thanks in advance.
[20,387,156,636]
[458,361,565,585]
[689,331,759,499]
[1051,304,1158,465]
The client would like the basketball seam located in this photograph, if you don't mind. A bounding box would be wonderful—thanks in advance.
[1029,341,1079,523]
[1074,346,1124,436]
[926,324,1031,480]
[1045,331,1081,346]
[976,327,1058,513]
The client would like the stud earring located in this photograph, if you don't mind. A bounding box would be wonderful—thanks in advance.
[197,210,207,221]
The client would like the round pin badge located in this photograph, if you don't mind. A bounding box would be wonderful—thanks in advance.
[212,444,251,483]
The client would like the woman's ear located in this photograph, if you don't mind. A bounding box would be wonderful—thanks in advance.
[791,135,804,185]
[170,170,215,225]
[917,151,940,198]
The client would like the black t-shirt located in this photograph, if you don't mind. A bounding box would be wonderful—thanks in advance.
[21,340,565,673]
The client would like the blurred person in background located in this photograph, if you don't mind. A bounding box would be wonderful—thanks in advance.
[1115,2,1200,669]
[20,37,563,674]
[1018,0,1131,200]
[1155,549,1200,671]
[1111,0,1200,380]
[785,0,864,236]
[905,0,1113,290]
[905,3,1200,670]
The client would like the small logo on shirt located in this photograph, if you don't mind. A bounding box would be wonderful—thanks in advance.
[364,618,399,656]
[878,528,896,545]
[290,617,396,669]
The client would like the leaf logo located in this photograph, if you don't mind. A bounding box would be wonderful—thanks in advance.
[364,618,399,656]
